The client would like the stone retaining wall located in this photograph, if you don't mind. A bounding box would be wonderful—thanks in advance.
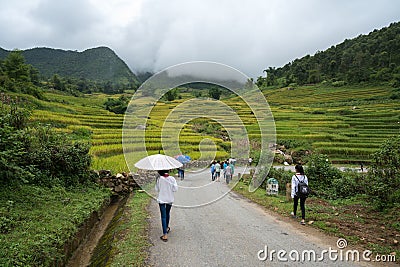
[94,169,158,195]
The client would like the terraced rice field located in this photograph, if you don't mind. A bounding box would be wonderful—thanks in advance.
[264,85,400,164]
[28,85,400,173]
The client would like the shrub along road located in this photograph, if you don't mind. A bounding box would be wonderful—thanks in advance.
[147,168,367,266]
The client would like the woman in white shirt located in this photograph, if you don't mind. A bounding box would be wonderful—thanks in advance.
[155,170,178,242]
[291,165,308,225]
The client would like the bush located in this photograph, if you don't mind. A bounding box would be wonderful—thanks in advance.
[26,127,93,187]
[328,170,365,199]
[0,97,34,184]
[104,95,129,114]
[332,80,345,87]
[390,92,400,100]
[0,97,93,187]
[305,154,342,197]
[0,125,34,184]
[366,136,400,209]
[257,166,292,193]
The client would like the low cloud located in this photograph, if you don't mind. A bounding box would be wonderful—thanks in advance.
[0,0,399,77]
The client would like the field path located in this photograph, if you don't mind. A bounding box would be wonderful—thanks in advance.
[147,168,369,267]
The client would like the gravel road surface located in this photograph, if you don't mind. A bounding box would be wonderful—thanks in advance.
[148,168,369,267]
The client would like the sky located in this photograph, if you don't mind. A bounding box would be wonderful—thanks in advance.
[1,0,400,78]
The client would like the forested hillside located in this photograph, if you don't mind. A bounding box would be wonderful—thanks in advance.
[257,21,400,88]
[0,46,139,93]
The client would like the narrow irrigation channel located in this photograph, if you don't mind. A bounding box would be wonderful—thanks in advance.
[66,195,128,267]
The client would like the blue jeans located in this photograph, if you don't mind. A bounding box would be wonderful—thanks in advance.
[159,203,172,235]
[178,169,184,179]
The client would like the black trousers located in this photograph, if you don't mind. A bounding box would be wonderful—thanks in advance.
[293,195,306,220]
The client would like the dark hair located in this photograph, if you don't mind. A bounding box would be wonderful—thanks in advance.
[158,170,169,176]
[295,164,305,175]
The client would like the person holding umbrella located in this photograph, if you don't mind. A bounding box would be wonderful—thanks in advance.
[155,170,178,242]
[178,164,185,180]
[175,154,190,180]
[135,154,182,242]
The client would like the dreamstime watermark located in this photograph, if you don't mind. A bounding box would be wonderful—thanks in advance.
[257,238,396,263]
[122,61,276,207]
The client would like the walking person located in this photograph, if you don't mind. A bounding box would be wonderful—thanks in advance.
[225,164,232,184]
[290,165,309,225]
[223,160,228,180]
[210,161,216,181]
[229,161,235,177]
[155,170,178,242]
[178,164,185,180]
[215,161,221,182]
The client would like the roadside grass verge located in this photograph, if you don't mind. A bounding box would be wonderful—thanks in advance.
[232,179,400,262]
[0,184,111,266]
[110,190,151,267]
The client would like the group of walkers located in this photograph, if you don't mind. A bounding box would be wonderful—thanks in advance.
[210,158,236,184]
[154,159,310,242]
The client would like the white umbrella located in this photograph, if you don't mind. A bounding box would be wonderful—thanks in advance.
[134,154,183,170]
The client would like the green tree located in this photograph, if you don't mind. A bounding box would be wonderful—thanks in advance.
[163,88,179,101]
[308,69,321,84]
[209,86,222,100]
[0,51,44,99]
[264,67,277,86]
[2,50,30,82]
[52,74,65,91]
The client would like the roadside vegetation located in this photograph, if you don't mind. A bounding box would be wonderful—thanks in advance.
[0,102,111,265]
[234,144,400,261]
[0,54,112,266]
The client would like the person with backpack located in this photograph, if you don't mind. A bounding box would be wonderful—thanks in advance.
[290,164,309,225]
[210,161,216,181]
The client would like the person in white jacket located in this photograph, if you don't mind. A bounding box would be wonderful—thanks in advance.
[155,170,178,242]
[291,165,308,225]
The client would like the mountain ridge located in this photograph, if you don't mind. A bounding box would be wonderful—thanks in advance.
[258,21,400,88]
[0,46,139,85]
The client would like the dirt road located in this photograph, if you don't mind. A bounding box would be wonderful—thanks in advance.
[148,168,368,266]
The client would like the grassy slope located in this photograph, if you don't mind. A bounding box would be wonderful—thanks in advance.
[0,185,111,266]
[109,191,151,266]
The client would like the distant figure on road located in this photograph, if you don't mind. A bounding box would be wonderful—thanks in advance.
[215,161,221,182]
[210,161,216,181]
[225,164,232,184]
[178,164,185,180]
[360,162,364,172]
[155,170,178,242]
[223,160,228,180]
[248,157,253,165]
[290,165,309,225]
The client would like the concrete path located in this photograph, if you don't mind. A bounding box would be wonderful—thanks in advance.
[147,168,369,266]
